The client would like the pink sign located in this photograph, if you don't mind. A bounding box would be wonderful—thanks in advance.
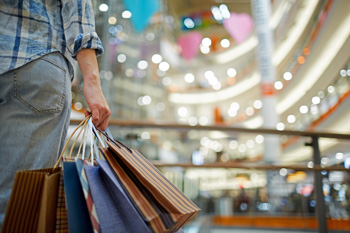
[177,31,203,60]
[223,13,254,44]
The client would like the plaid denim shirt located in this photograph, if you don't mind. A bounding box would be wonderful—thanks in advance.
[0,0,104,75]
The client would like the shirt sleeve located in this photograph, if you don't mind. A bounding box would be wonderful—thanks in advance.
[60,0,104,59]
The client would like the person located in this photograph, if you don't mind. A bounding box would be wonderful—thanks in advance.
[0,0,111,228]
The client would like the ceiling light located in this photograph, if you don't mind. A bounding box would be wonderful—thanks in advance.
[125,68,133,77]
[283,72,292,80]
[142,96,152,105]
[303,47,310,55]
[335,152,344,160]
[219,4,230,19]
[297,56,305,64]
[122,10,131,18]
[321,157,329,165]
[228,108,237,117]
[202,38,212,47]
[221,39,230,48]
[276,122,285,131]
[299,105,308,114]
[146,32,155,41]
[229,140,238,149]
[200,45,210,54]
[318,91,325,98]
[245,107,254,116]
[230,102,240,111]
[227,68,237,77]
[211,6,223,21]
[137,60,148,70]
[117,54,126,63]
[178,107,188,117]
[274,81,283,90]
[255,135,264,144]
[279,168,288,176]
[184,73,195,83]
[340,69,347,77]
[159,61,170,71]
[184,18,195,29]
[327,85,335,93]
[310,105,318,114]
[108,16,117,25]
[151,54,162,64]
[141,132,150,140]
[312,96,321,104]
[205,70,215,79]
[287,115,296,123]
[253,100,262,109]
[99,3,108,12]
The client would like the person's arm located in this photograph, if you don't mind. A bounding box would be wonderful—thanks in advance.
[76,49,110,130]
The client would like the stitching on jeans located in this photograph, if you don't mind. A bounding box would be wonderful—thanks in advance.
[42,56,67,74]
[13,62,67,115]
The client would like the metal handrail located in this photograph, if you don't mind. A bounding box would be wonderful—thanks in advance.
[71,119,350,140]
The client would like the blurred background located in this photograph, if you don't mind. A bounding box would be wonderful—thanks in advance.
[69,0,350,232]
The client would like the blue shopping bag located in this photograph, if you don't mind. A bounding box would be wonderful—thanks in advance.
[63,160,94,233]
[83,158,151,233]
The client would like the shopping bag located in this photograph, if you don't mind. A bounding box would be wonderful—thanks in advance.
[71,117,102,233]
[1,167,61,233]
[36,169,61,233]
[62,116,97,233]
[63,159,94,233]
[99,135,201,233]
[83,159,151,233]
[71,119,150,233]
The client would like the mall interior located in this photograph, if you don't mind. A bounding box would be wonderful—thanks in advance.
[68,0,350,232]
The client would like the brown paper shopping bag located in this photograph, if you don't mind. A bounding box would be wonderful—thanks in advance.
[1,167,61,233]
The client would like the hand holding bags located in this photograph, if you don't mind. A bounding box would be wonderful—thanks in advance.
[65,117,151,233]
[3,115,200,233]
[82,118,151,233]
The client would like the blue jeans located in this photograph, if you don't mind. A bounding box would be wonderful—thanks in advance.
[0,52,72,227]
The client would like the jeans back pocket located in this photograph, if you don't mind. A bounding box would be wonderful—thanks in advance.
[13,53,68,114]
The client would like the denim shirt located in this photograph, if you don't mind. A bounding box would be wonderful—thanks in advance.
[0,0,104,75]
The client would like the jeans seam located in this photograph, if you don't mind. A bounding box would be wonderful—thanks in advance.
[41,56,67,74]
[13,68,66,115]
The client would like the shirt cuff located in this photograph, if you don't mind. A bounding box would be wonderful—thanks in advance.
[71,32,104,59]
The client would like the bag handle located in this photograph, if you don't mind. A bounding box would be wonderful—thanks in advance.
[94,127,133,153]
[54,115,90,168]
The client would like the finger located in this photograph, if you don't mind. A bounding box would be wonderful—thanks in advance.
[91,109,101,128]
[98,115,109,131]
[85,110,91,117]
[96,110,110,130]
